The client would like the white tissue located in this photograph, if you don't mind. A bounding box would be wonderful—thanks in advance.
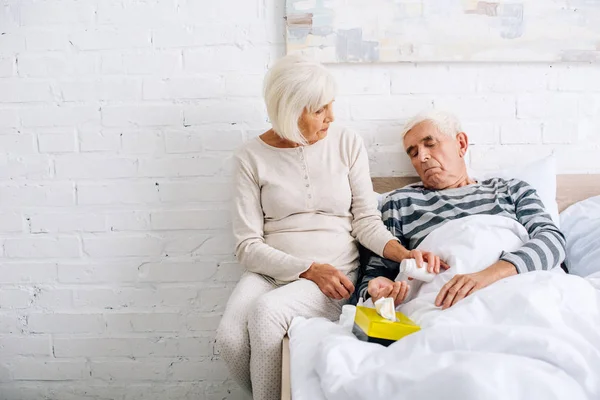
[374,297,397,322]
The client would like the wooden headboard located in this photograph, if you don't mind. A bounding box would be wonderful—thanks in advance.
[372,175,600,212]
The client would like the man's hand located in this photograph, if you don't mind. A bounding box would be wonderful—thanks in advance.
[300,263,355,300]
[435,260,517,309]
[367,277,410,307]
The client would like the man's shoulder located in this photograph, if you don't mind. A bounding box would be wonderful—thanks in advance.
[386,182,427,199]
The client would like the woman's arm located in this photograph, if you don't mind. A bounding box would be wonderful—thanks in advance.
[232,155,313,282]
[347,132,403,258]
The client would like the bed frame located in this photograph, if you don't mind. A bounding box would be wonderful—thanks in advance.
[281,174,600,400]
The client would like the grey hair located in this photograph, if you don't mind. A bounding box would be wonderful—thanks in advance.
[401,110,462,139]
[263,54,337,145]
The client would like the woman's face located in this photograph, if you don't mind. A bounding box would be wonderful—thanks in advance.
[298,101,335,143]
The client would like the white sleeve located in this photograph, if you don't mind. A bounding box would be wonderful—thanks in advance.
[232,155,313,282]
[347,133,397,257]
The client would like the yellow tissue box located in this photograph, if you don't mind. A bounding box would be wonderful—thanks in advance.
[352,305,420,346]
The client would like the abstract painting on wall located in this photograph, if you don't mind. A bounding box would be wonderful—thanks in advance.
[285,0,600,63]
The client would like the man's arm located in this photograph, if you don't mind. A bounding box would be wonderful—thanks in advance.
[500,179,566,273]
[353,252,400,303]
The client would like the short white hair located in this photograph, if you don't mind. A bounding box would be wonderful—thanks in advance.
[401,110,462,140]
[263,54,337,145]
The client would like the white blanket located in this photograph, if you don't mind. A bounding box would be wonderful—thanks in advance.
[292,215,600,400]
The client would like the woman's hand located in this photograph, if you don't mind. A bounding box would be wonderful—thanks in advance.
[406,249,450,274]
[300,263,355,300]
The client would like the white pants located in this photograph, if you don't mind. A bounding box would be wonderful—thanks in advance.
[216,271,351,400]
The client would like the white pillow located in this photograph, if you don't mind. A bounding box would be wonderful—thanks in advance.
[471,154,560,226]
[374,155,559,226]
[559,196,600,277]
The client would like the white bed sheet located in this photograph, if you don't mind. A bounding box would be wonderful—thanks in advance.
[288,215,600,400]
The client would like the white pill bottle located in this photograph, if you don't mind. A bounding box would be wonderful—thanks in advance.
[399,259,435,283]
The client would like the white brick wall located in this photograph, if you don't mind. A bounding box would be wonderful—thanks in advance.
[0,0,599,398]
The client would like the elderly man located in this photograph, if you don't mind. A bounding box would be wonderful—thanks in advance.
[354,110,566,310]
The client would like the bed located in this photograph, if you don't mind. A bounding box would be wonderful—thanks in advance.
[281,173,600,400]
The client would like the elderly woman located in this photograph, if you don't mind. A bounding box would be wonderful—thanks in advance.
[216,55,442,399]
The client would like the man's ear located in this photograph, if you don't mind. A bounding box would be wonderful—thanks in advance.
[456,132,469,157]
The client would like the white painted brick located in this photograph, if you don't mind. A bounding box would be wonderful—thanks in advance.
[0,289,31,309]
[0,79,53,103]
[121,130,165,155]
[0,183,75,206]
[17,52,99,77]
[83,235,163,258]
[106,211,151,232]
[0,336,51,356]
[106,313,184,332]
[20,105,101,128]
[0,156,52,179]
[461,122,500,145]
[476,65,551,93]
[578,118,600,145]
[137,156,223,178]
[215,261,244,282]
[60,79,143,102]
[193,233,235,256]
[0,109,19,128]
[0,2,19,30]
[91,360,169,381]
[37,130,77,153]
[555,65,600,91]
[542,121,579,144]
[138,261,218,282]
[199,287,234,313]
[31,288,73,309]
[71,28,151,50]
[223,73,263,97]
[580,94,600,117]
[55,155,137,179]
[187,313,222,331]
[150,209,230,230]
[0,213,23,233]
[20,0,95,26]
[157,233,210,257]
[96,0,179,27]
[0,57,15,77]
[144,77,224,100]
[102,105,182,127]
[168,359,229,381]
[77,182,159,205]
[331,68,391,95]
[0,314,20,333]
[79,129,122,152]
[28,212,105,233]
[4,237,80,259]
[435,95,516,119]
[469,145,553,172]
[22,28,71,51]
[164,130,203,153]
[27,313,105,334]
[158,180,232,203]
[0,32,26,53]
[73,287,198,310]
[517,94,580,119]
[184,100,266,125]
[11,359,88,381]
[392,66,477,94]
[181,0,261,22]
[101,51,182,76]
[367,145,415,176]
[54,336,212,358]
[0,264,56,284]
[499,121,543,144]
[57,263,138,284]
[350,96,434,120]
[183,46,269,73]
[153,23,266,47]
